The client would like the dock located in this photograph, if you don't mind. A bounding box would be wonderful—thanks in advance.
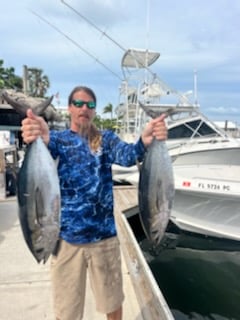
[0,186,173,319]
[114,186,174,320]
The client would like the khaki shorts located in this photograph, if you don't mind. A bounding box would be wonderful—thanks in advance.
[50,237,124,320]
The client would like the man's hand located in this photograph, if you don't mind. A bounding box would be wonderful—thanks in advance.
[141,114,167,147]
[21,109,50,144]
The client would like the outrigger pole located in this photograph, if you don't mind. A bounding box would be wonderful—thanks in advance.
[61,0,158,74]
[61,0,126,53]
[60,1,191,103]
[30,10,122,81]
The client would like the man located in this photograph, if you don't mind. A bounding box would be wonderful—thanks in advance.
[21,85,167,320]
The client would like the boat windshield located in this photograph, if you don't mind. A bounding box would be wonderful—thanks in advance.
[168,119,219,139]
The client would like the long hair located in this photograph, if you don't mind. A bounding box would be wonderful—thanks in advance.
[68,86,97,106]
[68,86,102,152]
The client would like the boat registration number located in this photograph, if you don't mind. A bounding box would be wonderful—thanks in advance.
[197,182,230,191]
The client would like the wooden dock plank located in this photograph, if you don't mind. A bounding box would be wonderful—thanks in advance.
[113,185,174,320]
[114,185,138,213]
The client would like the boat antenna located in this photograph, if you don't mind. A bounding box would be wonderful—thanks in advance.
[194,69,198,106]
[30,10,122,81]
[144,0,150,82]
[146,0,150,48]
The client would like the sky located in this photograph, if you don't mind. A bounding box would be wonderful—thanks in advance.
[1,0,240,124]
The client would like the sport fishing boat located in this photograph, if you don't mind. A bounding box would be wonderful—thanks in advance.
[113,48,240,180]
[112,48,240,243]
[114,104,240,183]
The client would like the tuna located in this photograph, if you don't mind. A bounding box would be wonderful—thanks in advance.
[3,92,61,263]
[138,103,175,246]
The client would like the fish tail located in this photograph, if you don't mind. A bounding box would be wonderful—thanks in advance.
[2,92,53,116]
[138,101,164,119]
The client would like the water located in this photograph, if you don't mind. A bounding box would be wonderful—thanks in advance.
[144,246,240,319]
[127,207,240,319]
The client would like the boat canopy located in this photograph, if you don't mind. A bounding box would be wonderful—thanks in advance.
[121,48,160,68]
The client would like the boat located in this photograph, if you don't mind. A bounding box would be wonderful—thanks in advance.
[112,48,240,244]
[171,164,240,241]
[113,104,240,182]
[125,163,240,242]
[113,48,240,182]
[167,108,240,166]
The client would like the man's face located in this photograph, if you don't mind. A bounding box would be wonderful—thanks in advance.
[68,90,96,133]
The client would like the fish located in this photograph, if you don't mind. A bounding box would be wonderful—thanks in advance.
[138,103,175,246]
[2,92,61,263]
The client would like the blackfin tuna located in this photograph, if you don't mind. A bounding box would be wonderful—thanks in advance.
[3,92,61,263]
[138,103,175,246]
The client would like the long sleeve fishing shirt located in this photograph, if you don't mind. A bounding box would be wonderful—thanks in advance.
[48,129,145,244]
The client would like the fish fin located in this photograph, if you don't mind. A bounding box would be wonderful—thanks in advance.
[34,248,45,263]
[34,96,54,115]
[136,160,142,172]
[35,187,45,226]
[52,239,60,256]
[2,92,53,116]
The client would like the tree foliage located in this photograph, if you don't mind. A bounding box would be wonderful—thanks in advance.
[0,60,50,98]
[0,59,22,90]
[0,59,118,130]
[100,103,117,130]
[27,67,50,97]
[93,112,118,131]
[103,103,113,119]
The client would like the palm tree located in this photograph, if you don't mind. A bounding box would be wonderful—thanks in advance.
[102,103,120,131]
[93,114,103,129]
[103,103,113,120]
[27,68,50,97]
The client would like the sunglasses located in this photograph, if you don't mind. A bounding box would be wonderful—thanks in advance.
[71,99,96,109]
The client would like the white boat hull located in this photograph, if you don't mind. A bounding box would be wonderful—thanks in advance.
[171,190,240,241]
[112,164,240,241]
[170,145,240,166]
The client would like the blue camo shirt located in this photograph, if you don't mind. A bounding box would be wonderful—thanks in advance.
[48,129,146,244]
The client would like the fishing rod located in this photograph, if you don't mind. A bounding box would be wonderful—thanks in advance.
[60,0,191,104]
[30,10,122,81]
